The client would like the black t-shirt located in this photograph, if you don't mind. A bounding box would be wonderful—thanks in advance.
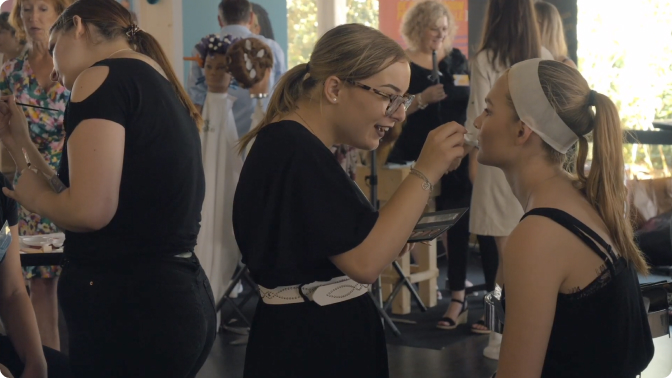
[57,59,205,260]
[232,121,379,288]
[388,48,471,204]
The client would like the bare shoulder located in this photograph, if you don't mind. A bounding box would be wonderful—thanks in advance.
[506,215,570,264]
[70,66,110,103]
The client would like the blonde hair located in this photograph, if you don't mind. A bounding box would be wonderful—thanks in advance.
[10,0,73,42]
[530,60,648,274]
[238,23,408,153]
[401,0,457,53]
[534,1,569,59]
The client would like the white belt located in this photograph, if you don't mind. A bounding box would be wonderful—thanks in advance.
[258,276,369,306]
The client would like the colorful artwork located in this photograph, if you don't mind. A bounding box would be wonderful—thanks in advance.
[379,0,469,57]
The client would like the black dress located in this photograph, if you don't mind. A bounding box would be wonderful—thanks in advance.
[387,49,483,292]
[233,120,388,378]
[510,209,654,378]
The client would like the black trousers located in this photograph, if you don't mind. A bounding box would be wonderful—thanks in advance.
[58,253,217,378]
[0,335,72,377]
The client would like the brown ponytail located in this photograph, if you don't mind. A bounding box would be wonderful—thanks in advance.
[537,60,649,274]
[237,23,408,154]
[50,0,202,129]
[132,30,203,129]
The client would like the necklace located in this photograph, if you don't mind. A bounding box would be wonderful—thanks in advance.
[106,48,135,59]
[294,111,317,136]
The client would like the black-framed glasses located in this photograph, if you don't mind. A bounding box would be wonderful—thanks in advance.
[345,79,415,117]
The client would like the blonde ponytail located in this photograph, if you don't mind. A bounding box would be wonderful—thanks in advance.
[538,60,649,274]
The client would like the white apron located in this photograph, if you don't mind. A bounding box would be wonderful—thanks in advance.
[195,92,243,304]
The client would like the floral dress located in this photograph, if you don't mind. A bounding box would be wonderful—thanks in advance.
[0,49,69,279]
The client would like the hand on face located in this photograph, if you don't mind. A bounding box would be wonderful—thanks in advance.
[415,121,466,184]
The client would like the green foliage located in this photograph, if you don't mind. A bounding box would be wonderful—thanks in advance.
[287,0,318,68]
[346,0,379,28]
[578,0,672,177]
[286,0,379,68]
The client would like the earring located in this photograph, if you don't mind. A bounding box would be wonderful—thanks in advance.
[333,98,337,102]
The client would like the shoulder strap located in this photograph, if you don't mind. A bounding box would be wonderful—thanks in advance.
[521,208,619,272]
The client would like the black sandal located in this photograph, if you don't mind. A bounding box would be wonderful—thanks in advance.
[436,299,468,330]
[471,319,491,335]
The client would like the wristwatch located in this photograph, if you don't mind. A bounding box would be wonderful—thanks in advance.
[416,93,428,110]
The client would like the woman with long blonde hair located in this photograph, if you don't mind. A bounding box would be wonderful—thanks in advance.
[476,58,653,378]
[535,1,577,69]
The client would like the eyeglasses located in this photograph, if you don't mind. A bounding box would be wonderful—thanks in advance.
[345,79,414,117]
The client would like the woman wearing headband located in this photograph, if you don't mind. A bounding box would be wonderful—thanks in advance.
[476,58,653,378]
[233,24,465,377]
[0,0,214,376]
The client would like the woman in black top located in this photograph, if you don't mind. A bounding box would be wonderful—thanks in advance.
[474,58,653,377]
[386,0,494,333]
[0,1,214,377]
[233,24,466,378]
[0,174,72,378]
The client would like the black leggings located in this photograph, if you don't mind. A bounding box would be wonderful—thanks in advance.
[58,253,217,378]
[0,335,72,377]
[444,210,499,292]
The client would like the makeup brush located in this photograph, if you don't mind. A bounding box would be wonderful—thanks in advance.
[16,102,59,112]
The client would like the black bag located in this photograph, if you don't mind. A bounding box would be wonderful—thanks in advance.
[636,211,672,267]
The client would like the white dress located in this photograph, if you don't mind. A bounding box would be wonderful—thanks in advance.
[465,48,554,236]
[195,92,243,303]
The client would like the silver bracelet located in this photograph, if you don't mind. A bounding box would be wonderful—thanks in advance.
[48,174,67,193]
[409,168,433,192]
[250,93,268,99]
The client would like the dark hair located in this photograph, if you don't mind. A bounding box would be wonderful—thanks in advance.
[478,0,542,68]
[0,12,13,33]
[238,23,408,153]
[194,34,237,69]
[50,0,202,129]
[251,3,274,40]
[227,37,273,88]
[218,0,251,26]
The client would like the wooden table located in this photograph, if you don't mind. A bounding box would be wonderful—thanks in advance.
[356,164,441,315]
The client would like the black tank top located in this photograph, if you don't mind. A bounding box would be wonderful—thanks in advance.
[518,208,654,378]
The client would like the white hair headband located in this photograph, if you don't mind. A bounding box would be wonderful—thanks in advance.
[508,58,578,154]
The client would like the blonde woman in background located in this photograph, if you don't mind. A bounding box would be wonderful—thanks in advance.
[535,1,577,69]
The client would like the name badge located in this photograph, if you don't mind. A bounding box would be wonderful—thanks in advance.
[453,74,469,87]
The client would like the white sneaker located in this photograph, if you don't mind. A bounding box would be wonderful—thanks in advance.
[483,332,502,360]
